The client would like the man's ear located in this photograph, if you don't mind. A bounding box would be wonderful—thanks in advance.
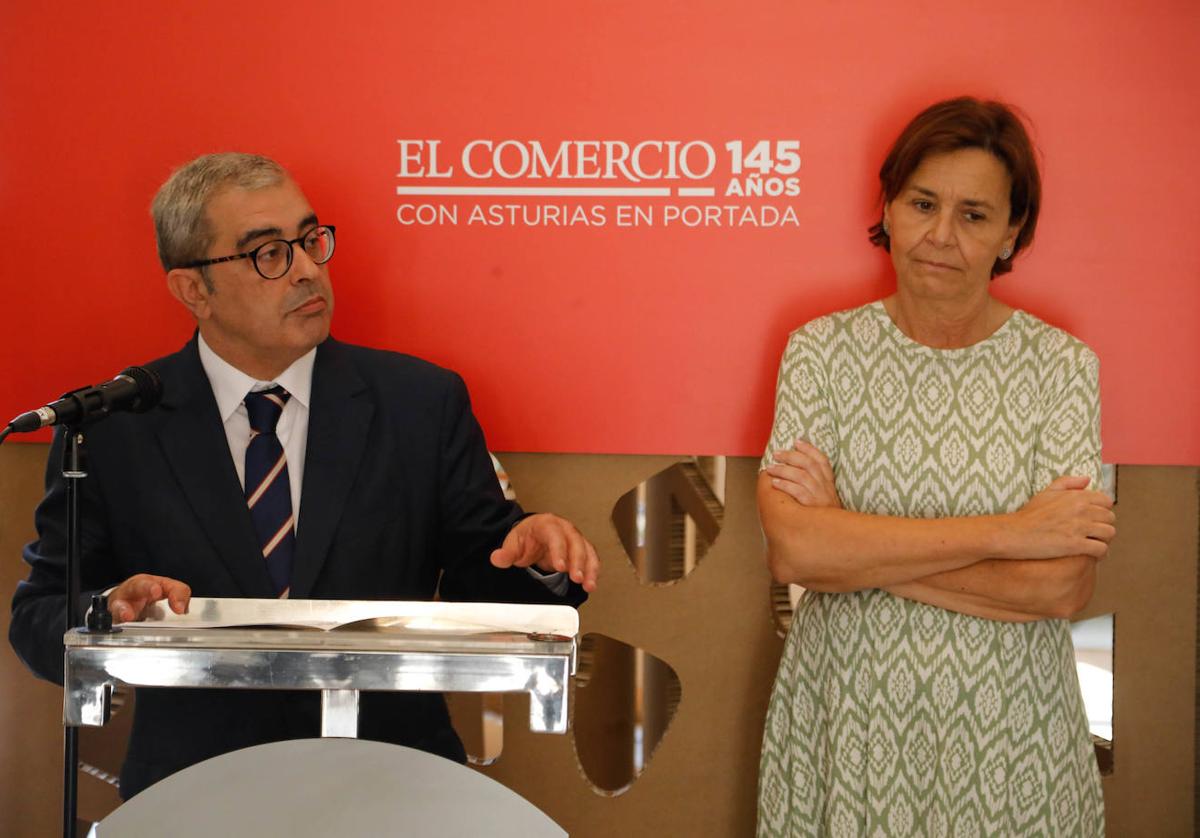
[166,268,212,319]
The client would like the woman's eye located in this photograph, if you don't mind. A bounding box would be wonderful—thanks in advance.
[964,212,986,223]
[913,200,934,212]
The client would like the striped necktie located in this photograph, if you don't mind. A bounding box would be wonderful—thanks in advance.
[244,386,294,597]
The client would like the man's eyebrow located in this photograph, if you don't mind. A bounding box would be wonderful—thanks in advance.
[234,215,319,250]
[236,226,283,250]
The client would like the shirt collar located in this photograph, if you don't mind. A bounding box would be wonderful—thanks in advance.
[197,334,316,421]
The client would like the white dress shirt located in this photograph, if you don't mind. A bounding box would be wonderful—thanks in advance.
[198,335,314,523]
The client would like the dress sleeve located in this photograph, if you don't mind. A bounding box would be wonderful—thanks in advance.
[1032,347,1102,493]
[761,328,838,473]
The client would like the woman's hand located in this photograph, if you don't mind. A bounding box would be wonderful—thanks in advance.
[1008,475,1116,560]
[764,439,842,509]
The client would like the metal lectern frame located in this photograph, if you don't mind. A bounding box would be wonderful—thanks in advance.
[64,622,577,738]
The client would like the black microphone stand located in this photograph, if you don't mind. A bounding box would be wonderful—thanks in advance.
[62,426,85,838]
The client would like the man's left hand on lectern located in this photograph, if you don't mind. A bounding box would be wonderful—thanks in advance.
[109,574,192,623]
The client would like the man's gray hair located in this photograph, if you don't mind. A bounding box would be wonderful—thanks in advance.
[151,152,287,272]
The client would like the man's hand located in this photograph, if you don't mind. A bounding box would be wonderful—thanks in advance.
[764,438,842,508]
[108,574,192,623]
[490,513,600,592]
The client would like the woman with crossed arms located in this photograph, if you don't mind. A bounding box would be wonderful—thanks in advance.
[757,97,1113,836]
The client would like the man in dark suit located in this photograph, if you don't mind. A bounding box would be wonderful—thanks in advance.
[9,152,600,798]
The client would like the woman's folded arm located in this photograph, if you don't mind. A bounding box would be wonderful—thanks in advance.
[882,555,1098,622]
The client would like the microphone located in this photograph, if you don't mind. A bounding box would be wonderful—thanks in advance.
[6,366,163,433]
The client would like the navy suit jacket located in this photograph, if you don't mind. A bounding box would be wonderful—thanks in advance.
[9,336,582,798]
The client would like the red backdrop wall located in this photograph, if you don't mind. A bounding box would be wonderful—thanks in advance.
[2,1,1197,462]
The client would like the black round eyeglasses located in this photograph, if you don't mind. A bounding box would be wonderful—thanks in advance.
[179,225,336,280]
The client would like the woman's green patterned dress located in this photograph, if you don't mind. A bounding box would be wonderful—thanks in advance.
[758,302,1104,837]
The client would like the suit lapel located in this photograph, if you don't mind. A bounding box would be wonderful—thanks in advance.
[289,339,374,598]
[154,339,276,597]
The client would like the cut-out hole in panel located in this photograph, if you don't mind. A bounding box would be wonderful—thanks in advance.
[770,582,806,638]
[445,692,504,766]
[611,456,726,584]
[1071,612,1114,774]
[490,452,518,501]
[571,633,681,796]
[1100,463,1118,503]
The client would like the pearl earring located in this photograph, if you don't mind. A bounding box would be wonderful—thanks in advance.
[1000,245,1013,260]
[882,219,890,235]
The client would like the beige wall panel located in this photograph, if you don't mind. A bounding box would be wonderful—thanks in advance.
[0,443,62,836]
[3,443,1197,836]
[1084,467,1198,836]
